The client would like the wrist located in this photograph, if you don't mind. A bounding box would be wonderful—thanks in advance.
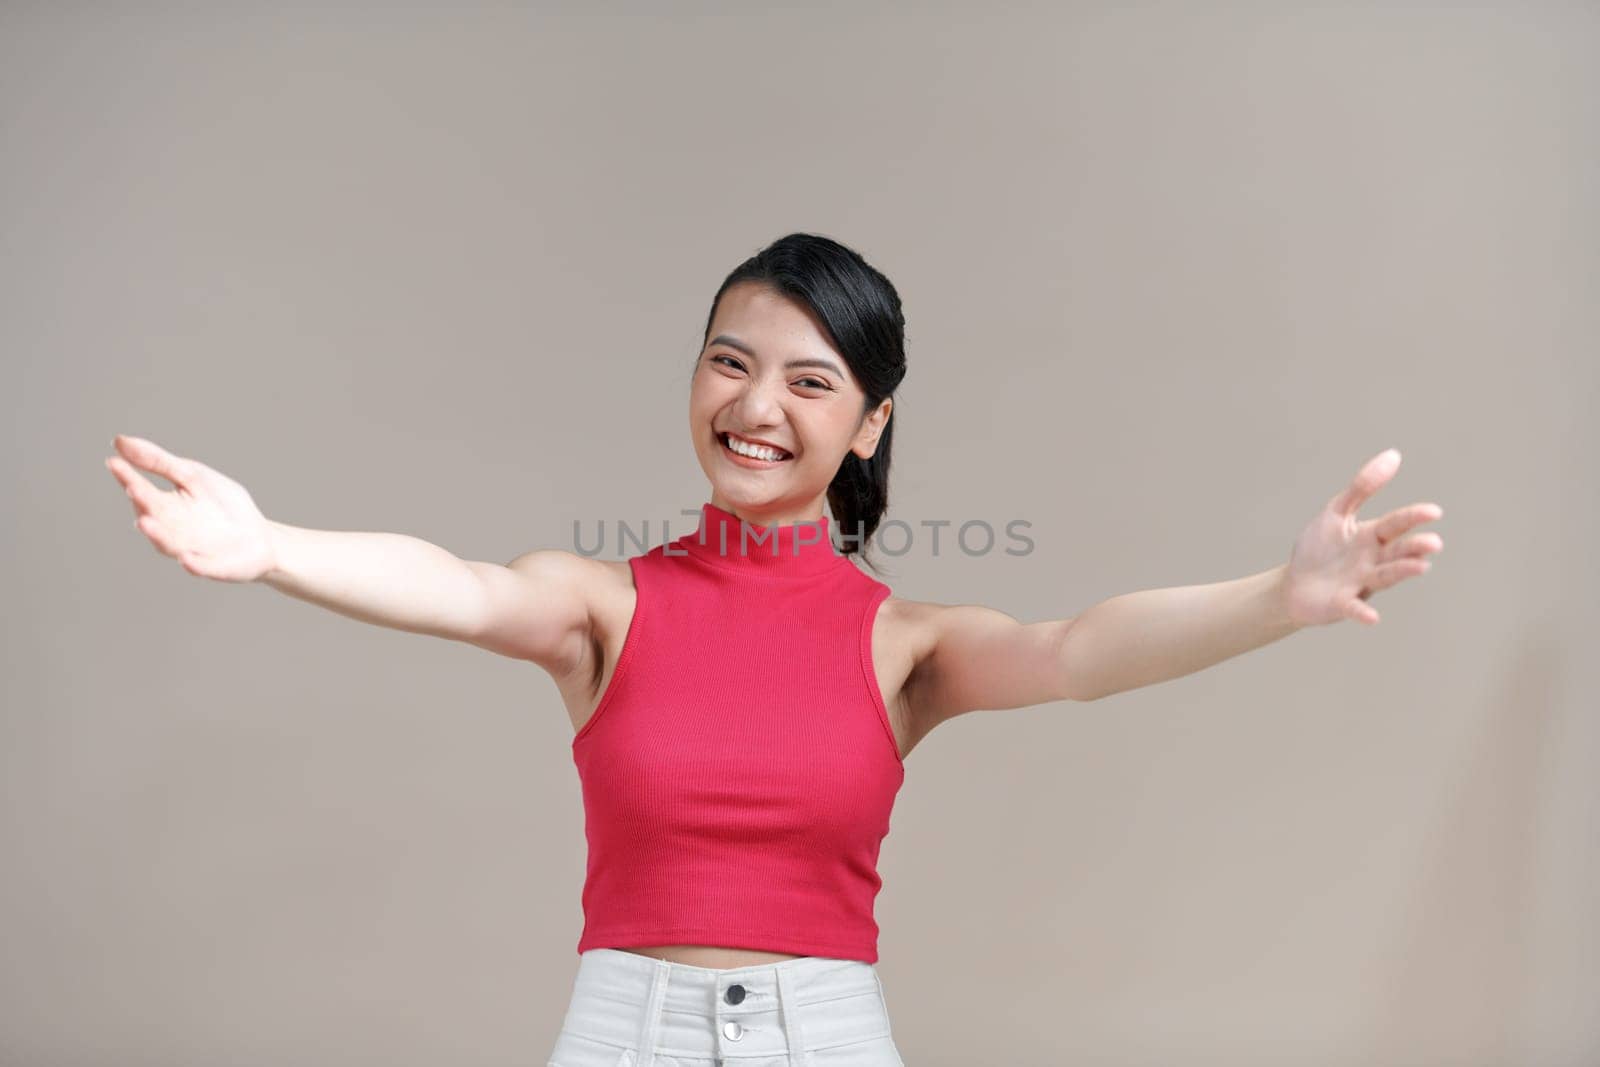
[1269,563,1304,632]
[261,520,295,583]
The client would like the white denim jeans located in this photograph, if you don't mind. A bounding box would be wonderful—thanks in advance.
[546,948,905,1067]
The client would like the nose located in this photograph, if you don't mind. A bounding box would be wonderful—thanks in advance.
[733,377,784,428]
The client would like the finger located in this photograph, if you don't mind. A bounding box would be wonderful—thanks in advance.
[1328,448,1402,520]
[1345,598,1380,625]
[125,489,150,522]
[1373,501,1444,546]
[136,513,181,558]
[1367,556,1432,594]
[135,513,164,551]
[104,454,149,493]
[1379,531,1443,563]
[114,435,198,490]
[108,455,166,514]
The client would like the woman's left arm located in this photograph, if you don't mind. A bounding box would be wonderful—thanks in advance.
[915,448,1444,723]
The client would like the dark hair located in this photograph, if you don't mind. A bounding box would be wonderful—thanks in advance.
[698,233,907,573]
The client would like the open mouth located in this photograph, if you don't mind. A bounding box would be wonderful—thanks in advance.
[718,431,793,462]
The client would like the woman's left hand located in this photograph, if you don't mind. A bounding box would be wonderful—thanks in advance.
[1281,448,1444,627]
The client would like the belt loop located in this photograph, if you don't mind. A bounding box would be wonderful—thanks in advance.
[634,958,670,1067]
[773,964,809,1066]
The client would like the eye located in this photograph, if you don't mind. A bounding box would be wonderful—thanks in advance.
[709,354,832,392]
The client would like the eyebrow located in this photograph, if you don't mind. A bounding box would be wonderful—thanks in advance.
[707,334,845,378]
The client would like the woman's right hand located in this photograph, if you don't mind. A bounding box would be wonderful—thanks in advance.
[105,434,279,583]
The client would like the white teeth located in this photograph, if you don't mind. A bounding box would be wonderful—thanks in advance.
[724,434,789,461]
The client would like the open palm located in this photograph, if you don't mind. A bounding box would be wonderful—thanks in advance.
[104,434,277,582]
[1281,448,1444,627]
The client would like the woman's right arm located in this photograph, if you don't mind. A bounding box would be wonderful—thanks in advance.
[263,526,595,671]
[106,434,595,674]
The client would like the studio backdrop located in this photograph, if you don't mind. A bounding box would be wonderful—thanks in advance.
[3,4,1595,1066]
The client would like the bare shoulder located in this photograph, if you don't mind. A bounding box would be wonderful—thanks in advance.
[874,595,1012,687]
[580,555,635,598]
[874,594,948,667]
[471,549,624,673]
[505,548,627,593]
[876,591,985,659]
[888,596,1080,726]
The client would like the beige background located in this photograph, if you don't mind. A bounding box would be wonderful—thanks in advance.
[4,3,1596,1065]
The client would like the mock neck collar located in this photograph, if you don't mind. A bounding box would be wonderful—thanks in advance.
[673,501,845,576]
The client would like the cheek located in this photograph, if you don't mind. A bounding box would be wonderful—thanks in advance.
[807,416,859,457]
[687,387,716,425]
[689,375,731,412]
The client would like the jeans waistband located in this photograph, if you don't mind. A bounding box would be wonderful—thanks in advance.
[558,948,893,1063]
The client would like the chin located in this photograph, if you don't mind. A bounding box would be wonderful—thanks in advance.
[710,483,776,507]
[707,478,792,514]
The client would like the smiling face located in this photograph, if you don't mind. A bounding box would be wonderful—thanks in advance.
[690,281,891,529]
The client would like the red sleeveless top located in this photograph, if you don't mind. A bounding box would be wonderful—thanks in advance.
[570,501,905,963]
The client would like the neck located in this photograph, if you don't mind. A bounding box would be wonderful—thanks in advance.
[678,499,844,575]
[707,492,826,531]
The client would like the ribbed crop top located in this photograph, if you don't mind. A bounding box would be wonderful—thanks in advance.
[569,501,905,964]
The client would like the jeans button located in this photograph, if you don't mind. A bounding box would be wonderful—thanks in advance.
[722,1020,744,1040]
[724,983,746,1005]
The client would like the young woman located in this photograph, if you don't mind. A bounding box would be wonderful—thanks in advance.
[105,233,1443,1066]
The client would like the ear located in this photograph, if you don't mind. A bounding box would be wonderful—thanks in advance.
[851,398,893,461]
